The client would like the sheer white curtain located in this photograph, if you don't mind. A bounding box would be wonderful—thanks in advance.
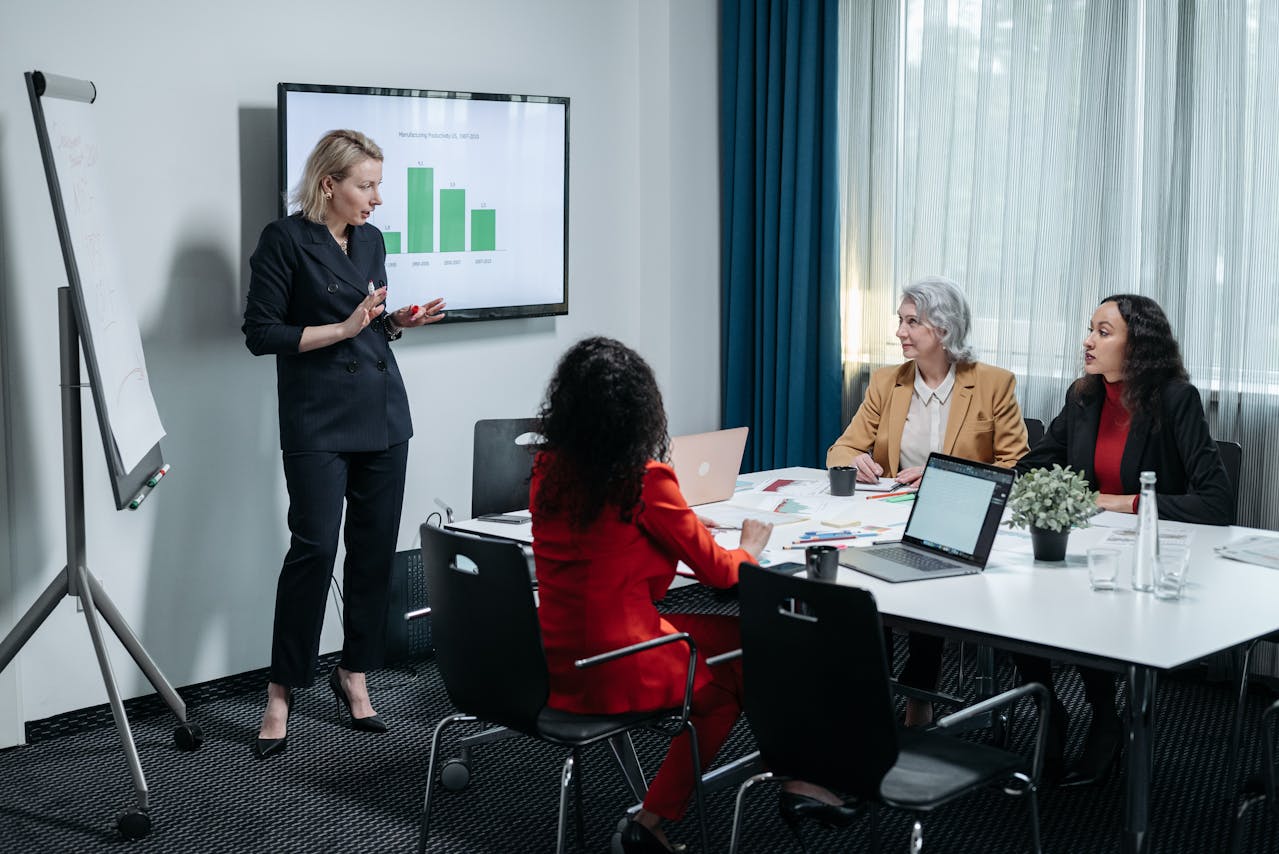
[839,0,1279,528]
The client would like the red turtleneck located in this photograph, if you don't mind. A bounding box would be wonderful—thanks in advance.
[1095,380,1136,510]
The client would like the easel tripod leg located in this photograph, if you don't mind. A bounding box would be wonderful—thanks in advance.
[76,568,153,838]
[83,571,186,720]
[0,568,70,675]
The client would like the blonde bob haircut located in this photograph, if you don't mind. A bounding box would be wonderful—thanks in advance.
[291,129,384,223]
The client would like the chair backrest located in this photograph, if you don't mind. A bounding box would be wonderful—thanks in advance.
[420,524,549,735]
[737,564,899,799]
[472,418,542,517]
[1024,417,1045,449]
[1216,439,1242,515]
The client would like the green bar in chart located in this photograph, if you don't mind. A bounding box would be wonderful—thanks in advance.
[382,231,401,254]
[439,189,466,252]
[471,209,496,251]
[407,167,434,253]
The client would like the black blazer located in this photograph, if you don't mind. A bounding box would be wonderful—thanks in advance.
[243,214,412,453]
[1017,380,1234,525]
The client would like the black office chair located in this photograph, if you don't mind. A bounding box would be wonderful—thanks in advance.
[1229,698,1279,853]
[1024,417,1046,448]
[1218,439,1242,525]
[417,525,710,854]
[727,564,1047,854]
[471,417,542,517]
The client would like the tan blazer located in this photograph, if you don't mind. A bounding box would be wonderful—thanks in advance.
[826,361,1029,475]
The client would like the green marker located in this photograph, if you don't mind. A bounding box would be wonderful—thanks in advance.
[146,463,171,488]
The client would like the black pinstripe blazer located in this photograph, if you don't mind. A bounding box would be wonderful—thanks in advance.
[243,214,412,453]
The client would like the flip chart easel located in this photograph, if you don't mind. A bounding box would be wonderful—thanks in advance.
[0,71,202,841]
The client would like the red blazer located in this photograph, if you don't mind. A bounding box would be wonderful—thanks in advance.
[530,455,750,715]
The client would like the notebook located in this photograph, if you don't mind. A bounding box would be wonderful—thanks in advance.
[838,452,1015,582]
[670,427,750,506]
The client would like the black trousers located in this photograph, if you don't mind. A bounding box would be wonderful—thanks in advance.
[1012,653,1117,716]
[885,629,945,692]
[270,442,409,687]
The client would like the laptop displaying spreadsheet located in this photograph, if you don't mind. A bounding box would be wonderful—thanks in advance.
[839,453,1015,583]
[670,427,749,506]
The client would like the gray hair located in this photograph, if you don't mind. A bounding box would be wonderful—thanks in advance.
[901,276,975,364]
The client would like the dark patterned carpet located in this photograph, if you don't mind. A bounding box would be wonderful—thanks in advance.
[0,584,1276,853]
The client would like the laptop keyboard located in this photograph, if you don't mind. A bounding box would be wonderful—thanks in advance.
[874,546,959,572]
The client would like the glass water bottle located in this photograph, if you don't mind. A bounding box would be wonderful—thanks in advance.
[1132,471,1159,592]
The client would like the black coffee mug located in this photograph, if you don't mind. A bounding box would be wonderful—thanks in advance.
[806,545,839,582]
[829,465,857,496]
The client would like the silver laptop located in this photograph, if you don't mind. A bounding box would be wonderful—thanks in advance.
[839,453,1015,582]
[670,427,749,506]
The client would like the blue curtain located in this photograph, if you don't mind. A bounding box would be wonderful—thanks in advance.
[721,0,842,472]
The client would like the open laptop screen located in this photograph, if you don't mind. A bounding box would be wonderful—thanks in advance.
[902,454,1014,563]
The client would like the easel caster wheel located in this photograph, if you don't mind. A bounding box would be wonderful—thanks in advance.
[440,757,471,791]
[174,722,204,751]
[117,807,152,839]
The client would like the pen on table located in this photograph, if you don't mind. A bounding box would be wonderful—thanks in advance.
[146,463,171,488]
[792,534,875,545]
[782,543,850,551]
[868,489,916,500]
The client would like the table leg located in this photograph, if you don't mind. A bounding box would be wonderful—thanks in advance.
[1124,665,1157,854]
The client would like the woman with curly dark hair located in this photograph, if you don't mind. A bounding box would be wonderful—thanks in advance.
[531,337,849,852]
[1013,294,1234,787]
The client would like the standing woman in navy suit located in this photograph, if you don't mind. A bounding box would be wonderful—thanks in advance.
[242,130,446,758]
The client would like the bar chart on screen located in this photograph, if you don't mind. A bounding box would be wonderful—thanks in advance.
[282,88,567,316]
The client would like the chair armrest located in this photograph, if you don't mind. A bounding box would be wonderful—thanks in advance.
[574,632,699,732]
[937,682,1050,786]
[706,649,742,667]
[574,632,694,669]
[936,682,1048,728]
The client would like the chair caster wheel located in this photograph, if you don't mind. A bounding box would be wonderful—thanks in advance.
[174,722,204,751]
[440,757,471,791]
[117,807,152,839]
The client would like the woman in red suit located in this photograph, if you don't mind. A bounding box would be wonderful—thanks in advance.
[531,337,850,853]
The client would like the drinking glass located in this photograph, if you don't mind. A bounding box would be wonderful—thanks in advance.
[1154,549,1191,600]
[1088,547,1120,591]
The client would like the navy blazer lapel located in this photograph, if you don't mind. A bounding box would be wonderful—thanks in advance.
[347,226,381,288]
[298,218,367,297]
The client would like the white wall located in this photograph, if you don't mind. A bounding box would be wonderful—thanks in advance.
[0,0,722,740]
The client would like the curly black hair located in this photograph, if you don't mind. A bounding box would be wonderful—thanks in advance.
[1071,294,1188,422]
[534,337,670,530]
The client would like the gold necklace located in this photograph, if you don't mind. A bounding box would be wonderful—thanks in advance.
[335,233,349,254]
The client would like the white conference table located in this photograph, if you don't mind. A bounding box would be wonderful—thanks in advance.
[449,466,1279,854]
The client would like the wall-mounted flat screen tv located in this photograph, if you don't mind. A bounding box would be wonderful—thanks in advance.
[279,83,569,322]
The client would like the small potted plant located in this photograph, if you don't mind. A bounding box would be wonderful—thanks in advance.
[1007,465,1101,561]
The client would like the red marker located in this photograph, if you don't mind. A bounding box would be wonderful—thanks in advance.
[410,304,420,316]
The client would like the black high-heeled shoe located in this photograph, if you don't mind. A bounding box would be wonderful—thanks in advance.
[778,791,862,829]
[618,818,687,853]
[328,667,388,733]
[254,690,293,759]
[1060,714,1122,788]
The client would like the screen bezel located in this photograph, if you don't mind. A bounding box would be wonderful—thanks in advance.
[900,453,1015,567]
[277,82,570,323]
